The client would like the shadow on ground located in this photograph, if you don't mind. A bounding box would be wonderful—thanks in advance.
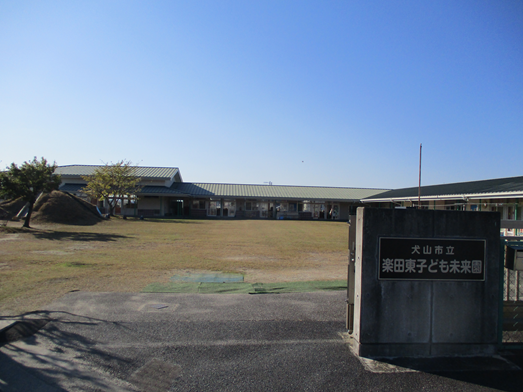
[31,231,130,242]
[125,218,203,224]
[0,310,138,391]
[2,303,523,392]
[355,349,523,392]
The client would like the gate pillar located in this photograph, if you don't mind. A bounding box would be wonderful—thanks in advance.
[352,207,500,358]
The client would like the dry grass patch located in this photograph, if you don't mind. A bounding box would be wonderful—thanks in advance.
[0,218,348,315]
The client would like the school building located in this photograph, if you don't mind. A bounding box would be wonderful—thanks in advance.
[361,175,523,235]
[55,165,523,230]
[55,165,387,221]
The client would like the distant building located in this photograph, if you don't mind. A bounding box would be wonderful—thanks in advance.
[56,166,523,231]
[55,165,387,221]
[362,175,523,235]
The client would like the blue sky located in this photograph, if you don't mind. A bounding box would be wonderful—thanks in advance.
[1,1,522,189]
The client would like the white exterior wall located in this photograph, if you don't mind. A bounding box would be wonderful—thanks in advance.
[138,197,162,210]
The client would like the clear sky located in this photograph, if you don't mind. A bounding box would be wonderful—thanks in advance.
[1,1,522,189]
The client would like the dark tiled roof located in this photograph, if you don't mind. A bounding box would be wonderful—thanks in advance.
[364,175,523,201]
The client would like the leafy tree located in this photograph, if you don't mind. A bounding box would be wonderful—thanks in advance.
[0,157,61,228]
[82,160,142,216]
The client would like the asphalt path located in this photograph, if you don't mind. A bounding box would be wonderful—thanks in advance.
[1,291,523,391]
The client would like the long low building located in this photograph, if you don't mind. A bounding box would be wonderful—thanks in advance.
[361,175,523,235]
[55,165,523,230]
[56,165,388,221]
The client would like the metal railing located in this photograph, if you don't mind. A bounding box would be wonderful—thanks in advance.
[500,237,523,346]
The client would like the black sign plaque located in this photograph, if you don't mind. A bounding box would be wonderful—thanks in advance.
[378,237,486,281]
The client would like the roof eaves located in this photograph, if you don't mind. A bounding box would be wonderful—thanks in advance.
[363,190,523,203]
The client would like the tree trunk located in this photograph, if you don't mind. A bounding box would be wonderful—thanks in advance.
[108,198,116,216]
[23,202,34,228]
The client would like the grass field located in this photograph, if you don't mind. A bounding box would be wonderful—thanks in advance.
[0,218,349,315]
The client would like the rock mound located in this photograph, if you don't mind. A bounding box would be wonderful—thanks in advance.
[32,191,103,225]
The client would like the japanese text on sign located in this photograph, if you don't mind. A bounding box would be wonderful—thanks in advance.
[378,238,486,281]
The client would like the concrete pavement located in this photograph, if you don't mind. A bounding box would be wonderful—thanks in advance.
[1,291,523,391]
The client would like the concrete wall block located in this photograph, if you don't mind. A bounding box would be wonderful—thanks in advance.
[353,207,500,358]
[355,343,431,358]
[432,282,498,344]
[430,343,497,357]
[374,282,432,344]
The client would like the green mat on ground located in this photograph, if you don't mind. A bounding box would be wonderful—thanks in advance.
[170,272,244,283]
[142,280,347,294]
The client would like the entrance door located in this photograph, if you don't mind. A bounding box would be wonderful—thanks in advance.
[170,200,183,216]
[208,201,221,216]
[325,204,339,220]
[326,204,332,219]
[259,202,269,218]
[223,201,236,217]
[313,204,325,219]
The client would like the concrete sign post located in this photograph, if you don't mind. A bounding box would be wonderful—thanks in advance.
[352,207,500,358]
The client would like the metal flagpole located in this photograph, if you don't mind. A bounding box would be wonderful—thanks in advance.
[418,143,422,209]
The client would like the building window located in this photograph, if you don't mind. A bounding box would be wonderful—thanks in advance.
[508,206,515,220]
[192,200,205,209]
[258,202,268,217]
[276,203,287,212]
[223,200,236,217]
[313,204,325,219]
[329,205,339,220]
[246,201,258,211]
[298,203,311,212]
[208,201,221,216]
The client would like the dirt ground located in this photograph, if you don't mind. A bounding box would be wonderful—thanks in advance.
[0,219,349,316]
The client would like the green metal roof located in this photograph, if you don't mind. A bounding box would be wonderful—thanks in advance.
[60,181,387,202]
[56,165,387,202]
[363,175,523,202]
[140,182,388,202]
[56,165,180,180]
